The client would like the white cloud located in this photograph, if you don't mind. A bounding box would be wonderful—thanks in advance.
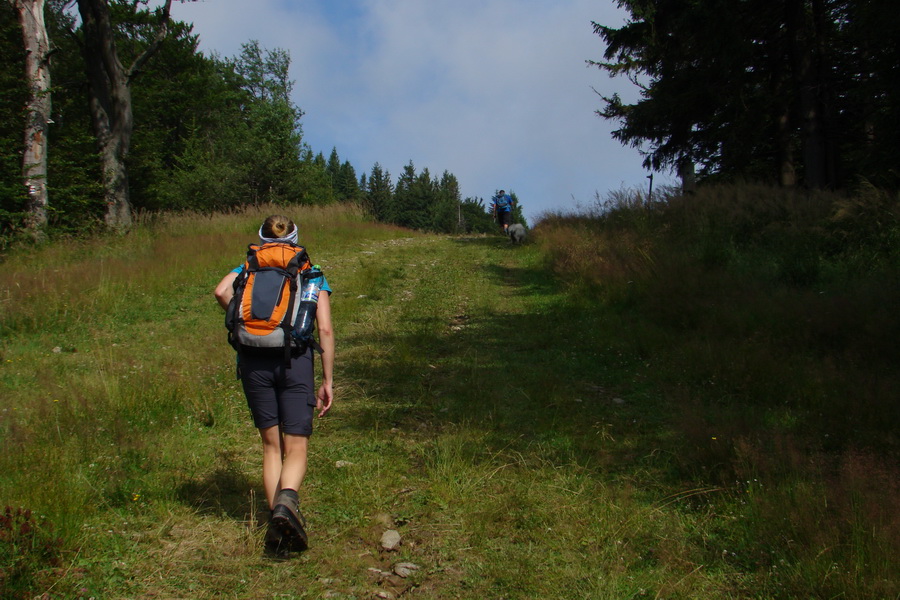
[173,0,670,220]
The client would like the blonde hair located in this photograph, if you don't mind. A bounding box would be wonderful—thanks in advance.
[260,214,294,239]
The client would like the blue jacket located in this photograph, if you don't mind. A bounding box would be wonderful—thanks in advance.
[493,194,513,213]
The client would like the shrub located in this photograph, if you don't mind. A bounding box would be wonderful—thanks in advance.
[0,507,65,599]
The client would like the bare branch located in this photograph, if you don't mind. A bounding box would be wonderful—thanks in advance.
[126,0,172,80]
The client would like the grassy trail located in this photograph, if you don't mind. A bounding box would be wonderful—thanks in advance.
[2,207,892,599]
[269,227,693,600]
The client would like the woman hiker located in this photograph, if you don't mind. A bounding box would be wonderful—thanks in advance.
[214,214,334,553]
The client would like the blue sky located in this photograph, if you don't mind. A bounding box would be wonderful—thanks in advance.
[173,0,671,222]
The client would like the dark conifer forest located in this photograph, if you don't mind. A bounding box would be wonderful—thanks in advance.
[592,0,900,191]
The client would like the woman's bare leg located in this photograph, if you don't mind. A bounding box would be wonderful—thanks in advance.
[277,433,309,493]
[259,425,284,509]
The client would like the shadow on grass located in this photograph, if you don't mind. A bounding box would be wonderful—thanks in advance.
[453,233,536,251]
[481,263,556,298]
[336,236,900,485]
[176,454,257,521]
[336,250,668,479]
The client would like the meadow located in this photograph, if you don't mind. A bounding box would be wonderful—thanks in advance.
[1,190,898,599]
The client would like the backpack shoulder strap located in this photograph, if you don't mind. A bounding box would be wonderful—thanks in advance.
[290,244,311,267]
[245,243,262,271]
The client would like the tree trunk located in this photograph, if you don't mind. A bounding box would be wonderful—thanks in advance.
[677,157,696,195]
[791,0,828,189]
[776,102,796,187]
[77,0,133,231]
[774,3,796,188]
[75,0,172,232]
[814,0,838,187]
[11,0,51,239]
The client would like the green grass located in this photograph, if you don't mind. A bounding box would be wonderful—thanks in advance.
[1,198,898,598]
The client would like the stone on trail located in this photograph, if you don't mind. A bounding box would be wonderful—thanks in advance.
[380,529,401,551]
[393,562,420,578]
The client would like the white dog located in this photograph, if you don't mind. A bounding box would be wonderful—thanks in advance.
[508,223,526,244]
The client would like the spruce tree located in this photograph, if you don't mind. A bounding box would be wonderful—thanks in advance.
[433,170,462,233]
[337,160,360,202]
[365,162,393,221]
[592,0,900,190]
[326,147,341,194]
[392,161,417,228]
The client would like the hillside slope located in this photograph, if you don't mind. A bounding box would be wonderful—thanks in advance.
[1,205,896,599]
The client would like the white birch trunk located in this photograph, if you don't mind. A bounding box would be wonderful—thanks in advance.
[677,158,696,195]
[11,0,51,238]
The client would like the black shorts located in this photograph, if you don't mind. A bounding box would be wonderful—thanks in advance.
[239,348,317,436]
[498,211,512,226]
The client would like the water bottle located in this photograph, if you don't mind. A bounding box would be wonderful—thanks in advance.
[292,265,323,345]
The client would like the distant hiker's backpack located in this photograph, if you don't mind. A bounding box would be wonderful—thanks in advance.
[495,195,510,210]
[225,242,315,362]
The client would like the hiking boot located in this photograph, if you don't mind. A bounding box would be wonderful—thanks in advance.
[271,489,308,552]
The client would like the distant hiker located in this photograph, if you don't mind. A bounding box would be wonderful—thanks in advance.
[491,189,515,234]
[214,214,335,555]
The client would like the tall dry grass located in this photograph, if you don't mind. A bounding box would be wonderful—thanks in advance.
[0,202,385,597]
[0,203,376,336]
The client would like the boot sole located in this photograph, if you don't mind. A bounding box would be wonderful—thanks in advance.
[271,505,309,552]
[263,522,289,556]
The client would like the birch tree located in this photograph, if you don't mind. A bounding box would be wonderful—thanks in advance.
[9,0,51,239]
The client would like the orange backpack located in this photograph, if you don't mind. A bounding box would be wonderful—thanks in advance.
[225,242,313,361]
